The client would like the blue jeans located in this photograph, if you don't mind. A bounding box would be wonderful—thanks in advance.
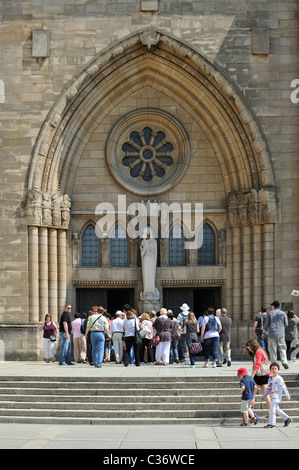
[91,331,105,366]
[170,337,179,362]
[204,336,220,362]
[257,332,270,359]
[59,332,71,365]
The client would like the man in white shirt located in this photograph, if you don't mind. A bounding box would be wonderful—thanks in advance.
[110,311,125,363]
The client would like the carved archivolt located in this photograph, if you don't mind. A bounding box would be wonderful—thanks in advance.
[226,188,277,227]
[26,28,276,213]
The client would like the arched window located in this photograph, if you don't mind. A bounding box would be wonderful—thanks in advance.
[82,224,100,267]
[169,224,186,266]
[198,223,216,266]
[111,224,128,267]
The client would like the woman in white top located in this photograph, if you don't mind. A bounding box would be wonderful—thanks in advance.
[123,310,141,367]
[201,307,222,368]
[140,312,153,363]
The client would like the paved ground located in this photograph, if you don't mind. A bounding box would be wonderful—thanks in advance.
[0,360,298,450]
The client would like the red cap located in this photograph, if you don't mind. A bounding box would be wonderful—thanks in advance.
[237,367,248,376]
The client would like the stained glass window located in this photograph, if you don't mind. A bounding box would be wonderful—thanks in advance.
[111,224,128,267]
[82,224,100,267]
[198,223,216,265]
[169,225,186,266]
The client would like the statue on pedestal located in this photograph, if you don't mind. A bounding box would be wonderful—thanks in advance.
[140,229,159,303]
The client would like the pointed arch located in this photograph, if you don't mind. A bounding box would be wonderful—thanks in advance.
[27,29,275,202]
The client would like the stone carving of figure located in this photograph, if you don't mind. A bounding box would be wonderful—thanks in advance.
[26,188,43,226]
[140,229,159,300]
[60,194,71,229]
[42,191,52,226]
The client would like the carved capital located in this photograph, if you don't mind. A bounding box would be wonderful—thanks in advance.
[226,188,277,227]
[24,190,71,229]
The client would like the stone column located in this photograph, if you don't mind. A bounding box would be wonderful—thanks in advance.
[58,230,67,315]
[252,224,263,314]
[263,223,274,305]
[48,228,58,322]
[241,225,252,320]
[232,226,242,321]
[28,226,39,322]
[38,227,48,318]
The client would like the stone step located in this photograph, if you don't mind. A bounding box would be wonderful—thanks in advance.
[0,374,298,425]
[0,400,298,411]
[1,393,298,403]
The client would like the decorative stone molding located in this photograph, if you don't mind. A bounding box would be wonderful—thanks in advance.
[73,280,138,287]
[160,279,225,287]
[24,189,71,229]
[226,188,277,227]
[140,28,160,52]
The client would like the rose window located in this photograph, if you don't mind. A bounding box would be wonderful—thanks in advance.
[122,127,174,182]
[106,109,191,196]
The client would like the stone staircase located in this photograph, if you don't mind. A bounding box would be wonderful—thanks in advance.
[0,374,298,425]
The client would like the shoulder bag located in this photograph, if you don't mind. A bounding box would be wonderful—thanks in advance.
[134,317,142,346]
[255,349,271,376]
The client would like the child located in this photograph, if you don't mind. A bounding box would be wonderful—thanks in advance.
[237,367,258,426]
[262,362,292,428]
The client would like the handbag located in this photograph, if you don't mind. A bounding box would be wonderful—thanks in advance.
[255,350,271,376]
[189,341,202,355]
[151,335,160,346]
[134,318,142,346]
[49,335,56,342]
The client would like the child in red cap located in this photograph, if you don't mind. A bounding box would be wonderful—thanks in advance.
[237,367,258,426]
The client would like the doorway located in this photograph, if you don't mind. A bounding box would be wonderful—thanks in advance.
[163,287,221,318]
[76,288,134,316]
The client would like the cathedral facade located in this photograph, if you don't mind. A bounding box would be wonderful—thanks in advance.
[0,1,298,359]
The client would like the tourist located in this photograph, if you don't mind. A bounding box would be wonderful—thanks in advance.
[153,308,172,365]
[237,367,258,426]
[38,314,58,363]
[85,307,110,368]
[246,339,271,409]
[176,303,190,363]
[123,310,141,367]
[253,306,269,356]
[217,308,232,367]
[201,307,222,368]
[168,310,179,364]
[140,312,153,363]
[59,304,74,365]
[262,362,292,428]
[263,300,289,369]
[285,310,299,361]
[184,311,200,368]
[110,310,125,363]
[71,312,87,363]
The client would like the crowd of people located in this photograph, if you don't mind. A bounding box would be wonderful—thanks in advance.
[38,299,298,428]
[38,300,298,370]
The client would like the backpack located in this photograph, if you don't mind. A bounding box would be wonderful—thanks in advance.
[80,319,87,335]
[205,315,219,332]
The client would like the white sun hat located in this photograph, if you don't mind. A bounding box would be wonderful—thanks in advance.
[180,303,190,313]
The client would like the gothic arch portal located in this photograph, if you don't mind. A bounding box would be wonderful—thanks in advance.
[25,29,277,325]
